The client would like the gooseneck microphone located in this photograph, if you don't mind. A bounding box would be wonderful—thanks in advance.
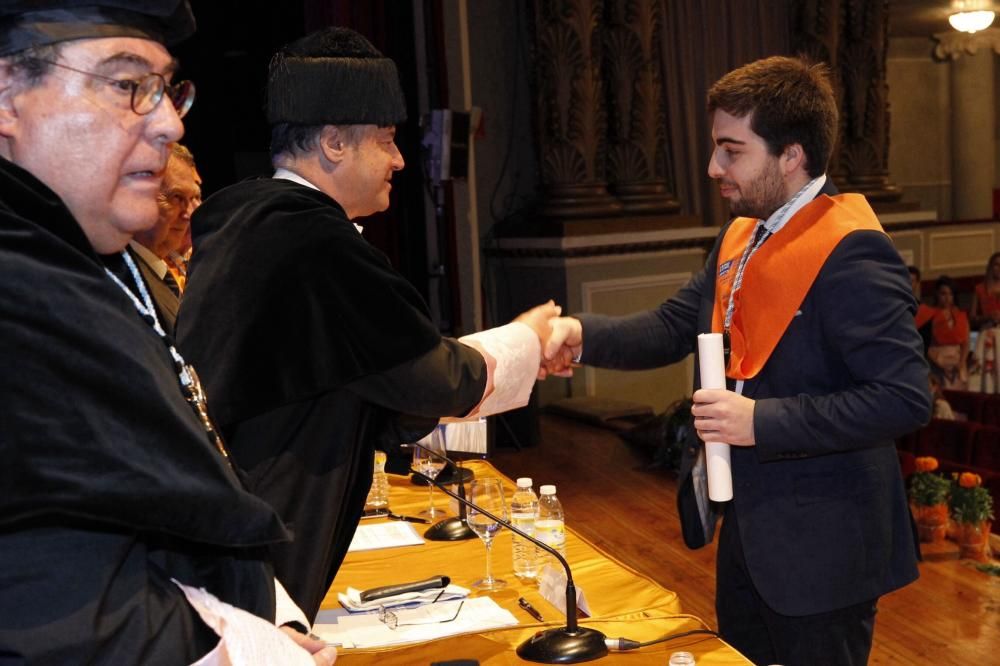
[408,443,608,664]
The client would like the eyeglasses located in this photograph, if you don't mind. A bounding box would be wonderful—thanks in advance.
[377,599,464,631]
[38,59,195,118]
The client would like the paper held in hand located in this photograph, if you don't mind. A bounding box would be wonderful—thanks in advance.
[697,333,734,502]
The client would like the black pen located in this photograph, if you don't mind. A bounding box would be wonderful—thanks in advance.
[388,512,431,524]
[518,597,544,622]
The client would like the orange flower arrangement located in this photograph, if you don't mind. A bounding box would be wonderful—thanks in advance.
[958,472,982,489]
[909,457,950,507]
[950,471,994,525]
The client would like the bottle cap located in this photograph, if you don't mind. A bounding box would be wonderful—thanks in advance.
[516,477,533,488]
[540,484,556,495]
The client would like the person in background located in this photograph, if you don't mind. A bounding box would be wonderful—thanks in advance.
[909,265,934,354]
[543,56,929,665]
[928,275,970,390]
[929,372,956,420]
[128,143,199,334]
[176,26,556,620]
[158,141,201,289]
[0,2,333,663]
[970,251,1000,331]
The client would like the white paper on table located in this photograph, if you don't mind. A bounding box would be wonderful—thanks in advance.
[420,419,487,454]
[313,596,518,649]
[337,584,469,613]
[347,522,424,552]
[697,333,734,502]
[537,565,591,617]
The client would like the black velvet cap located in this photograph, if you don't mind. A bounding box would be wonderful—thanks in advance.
[0,1,195,56]
[267,27,407,126]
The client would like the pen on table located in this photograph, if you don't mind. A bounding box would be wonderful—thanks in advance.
[388,512,431,524]
[518,597,544,622]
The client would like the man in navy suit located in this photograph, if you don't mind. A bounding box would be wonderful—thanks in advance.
[543,56,930,665]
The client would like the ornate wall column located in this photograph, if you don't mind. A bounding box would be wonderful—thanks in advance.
[791,0,903,203]
[533,0,622,219]
[934,29,1000,220]
[602,0,679,214]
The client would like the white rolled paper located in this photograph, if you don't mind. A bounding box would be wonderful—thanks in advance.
[697,333,734,502]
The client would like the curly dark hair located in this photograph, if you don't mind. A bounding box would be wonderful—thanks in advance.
[707,56,838,178]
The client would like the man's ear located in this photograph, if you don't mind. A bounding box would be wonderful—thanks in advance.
[0,64,20,138]
[319,125,347,165]
[780,143,806,176]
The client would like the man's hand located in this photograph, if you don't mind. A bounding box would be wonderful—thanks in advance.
[691,388,756,446]
[539,316,583,379]
[279,626,337,665]
[514,300,561,341]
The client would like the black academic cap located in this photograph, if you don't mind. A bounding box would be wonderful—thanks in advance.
[0,1,195,56]
[267,26,407,127]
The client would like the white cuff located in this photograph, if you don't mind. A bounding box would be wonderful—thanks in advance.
[274,578,311,632]
[459,322,540,417]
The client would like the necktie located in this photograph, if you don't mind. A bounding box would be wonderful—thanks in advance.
[163,269,181,298]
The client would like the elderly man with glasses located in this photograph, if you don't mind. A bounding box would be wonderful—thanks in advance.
[0,2,335,664]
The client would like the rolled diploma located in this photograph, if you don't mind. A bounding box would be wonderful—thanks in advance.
[697,333,734,502]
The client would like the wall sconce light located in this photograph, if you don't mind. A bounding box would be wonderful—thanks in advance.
[949,1,996,33]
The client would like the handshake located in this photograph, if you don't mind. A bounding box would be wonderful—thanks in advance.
[514,300,584,380]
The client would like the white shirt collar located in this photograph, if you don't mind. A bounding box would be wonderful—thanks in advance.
[272,168,364,235]
[128,240,168,279]
[762,173,827,236]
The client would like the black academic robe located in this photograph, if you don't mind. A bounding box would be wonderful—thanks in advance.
[177,178,487,619]
[0,157,289,664]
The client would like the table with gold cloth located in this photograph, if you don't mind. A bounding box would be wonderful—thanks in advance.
[321,460,750,664]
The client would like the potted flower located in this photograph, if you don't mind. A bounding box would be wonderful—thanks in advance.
[949,472,994,562]
[909,456,951,543]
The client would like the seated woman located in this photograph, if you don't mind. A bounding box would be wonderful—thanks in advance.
[970,252,1000,330]
[928,276,970,390]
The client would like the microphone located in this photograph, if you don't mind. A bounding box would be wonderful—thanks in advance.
[409,446,608,664]
[409,441,477,541]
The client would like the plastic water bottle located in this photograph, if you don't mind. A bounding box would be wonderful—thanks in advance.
[365,450,389,511]
[668,652,696,665]
[535,484,566,571]
[510,477,539,580]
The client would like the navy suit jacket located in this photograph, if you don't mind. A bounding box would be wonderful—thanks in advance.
[578,185,931,616]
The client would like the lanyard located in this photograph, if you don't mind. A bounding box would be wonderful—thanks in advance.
[104,251,231,462]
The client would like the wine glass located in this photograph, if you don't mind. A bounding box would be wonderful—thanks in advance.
[467,477,508,590]
[413,425,448,518]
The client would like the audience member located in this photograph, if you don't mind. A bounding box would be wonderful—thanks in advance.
[929,373,956,420]
[909,265,934,353]
[176,27,555,619]
[928,275,970,390]
[0,2,333,663]
[970,251,1000,330]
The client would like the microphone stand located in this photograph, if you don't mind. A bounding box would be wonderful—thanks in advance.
[409,441,477,541]
[412,462,608,663]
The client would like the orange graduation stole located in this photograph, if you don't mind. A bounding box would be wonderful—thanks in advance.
[711,194,885,380]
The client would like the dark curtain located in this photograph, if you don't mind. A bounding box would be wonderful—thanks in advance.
[659,0,791,227]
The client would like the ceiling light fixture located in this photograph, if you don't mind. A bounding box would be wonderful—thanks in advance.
[949,9,996,32]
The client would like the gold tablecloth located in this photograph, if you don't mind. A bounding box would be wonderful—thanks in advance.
[322,460,750,664]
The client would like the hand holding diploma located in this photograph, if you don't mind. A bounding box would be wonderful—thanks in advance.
[693,334,753,502]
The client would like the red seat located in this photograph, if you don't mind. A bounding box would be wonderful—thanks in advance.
[914,419,978,465]
[970,425,1000,472]
[943,390,988,422]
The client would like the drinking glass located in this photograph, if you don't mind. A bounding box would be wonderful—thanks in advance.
[468,477,508,590]
[413,425,448,518]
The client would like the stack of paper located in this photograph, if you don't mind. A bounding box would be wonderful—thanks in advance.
[338,584,469,613]
[314,596,518,649]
